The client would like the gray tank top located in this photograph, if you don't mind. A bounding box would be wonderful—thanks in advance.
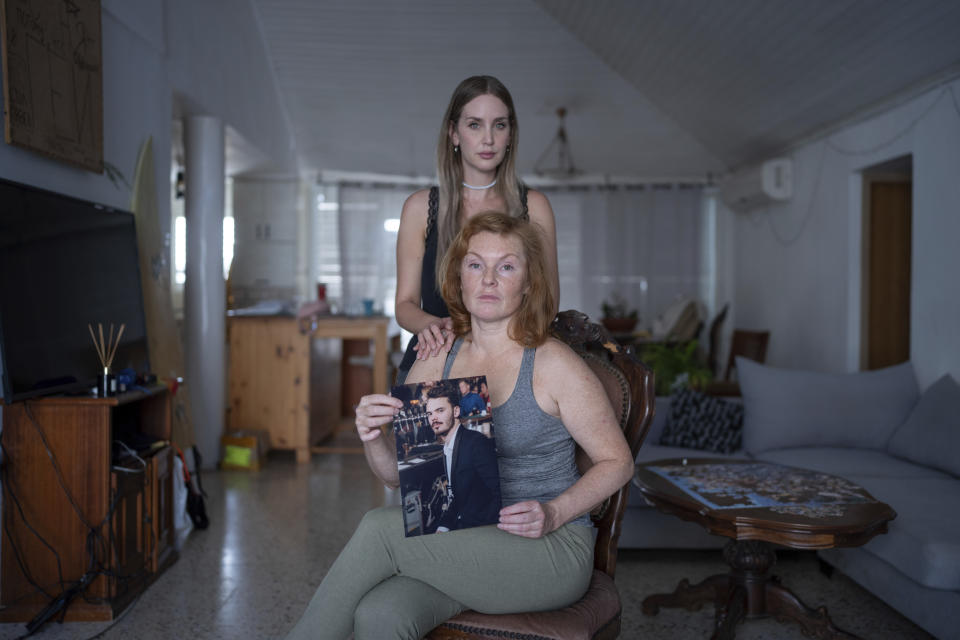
[443,339,590,527]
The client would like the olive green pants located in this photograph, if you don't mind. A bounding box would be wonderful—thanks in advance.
[284,506,594,640]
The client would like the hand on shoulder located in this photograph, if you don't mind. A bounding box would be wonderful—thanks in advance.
[412,317,454,360]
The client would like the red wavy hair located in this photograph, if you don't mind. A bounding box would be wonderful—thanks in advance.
[439,212,555,347]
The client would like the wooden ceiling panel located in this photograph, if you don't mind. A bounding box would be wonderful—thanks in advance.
[248,0,960,177]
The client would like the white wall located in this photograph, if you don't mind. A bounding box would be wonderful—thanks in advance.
[723,78,960,389]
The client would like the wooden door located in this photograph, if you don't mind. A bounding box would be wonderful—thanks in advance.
[866,181,911,369]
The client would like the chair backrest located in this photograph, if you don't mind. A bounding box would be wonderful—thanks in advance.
[550,310,655,578]
[706,303,730,377]
[723,329,770,381]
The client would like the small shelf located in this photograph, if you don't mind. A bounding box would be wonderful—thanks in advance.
[22,382,170,407]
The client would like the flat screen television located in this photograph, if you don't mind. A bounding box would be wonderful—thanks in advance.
[0,177,150,403]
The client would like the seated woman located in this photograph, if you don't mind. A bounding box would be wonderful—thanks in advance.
[285,213,633,640]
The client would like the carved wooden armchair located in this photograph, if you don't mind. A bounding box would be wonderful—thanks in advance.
[426,310,656,640]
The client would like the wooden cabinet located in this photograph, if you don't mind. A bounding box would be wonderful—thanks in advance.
[227,314,393,462]
[227,315,338,462]
[145,444,176,573]
[0,386,177,622]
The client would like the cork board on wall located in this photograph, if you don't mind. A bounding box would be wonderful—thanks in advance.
[0,0,103,172]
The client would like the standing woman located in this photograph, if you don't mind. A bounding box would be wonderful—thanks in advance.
[395,75,559,381]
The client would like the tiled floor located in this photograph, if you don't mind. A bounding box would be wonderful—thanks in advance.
[1,430,934,640]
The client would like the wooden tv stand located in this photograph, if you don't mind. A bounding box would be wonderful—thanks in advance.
[0,385,178,623]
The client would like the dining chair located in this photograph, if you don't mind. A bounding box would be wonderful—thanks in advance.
[723,329,770,381]
[706,303,730,378]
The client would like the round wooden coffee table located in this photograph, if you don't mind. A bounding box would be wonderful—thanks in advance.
[634,458,896,640]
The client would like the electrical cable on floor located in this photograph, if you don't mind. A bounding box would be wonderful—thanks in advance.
[9,587,144,640]
[79,589,146,640]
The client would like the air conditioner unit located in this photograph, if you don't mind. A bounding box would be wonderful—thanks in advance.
[720,158,793,212]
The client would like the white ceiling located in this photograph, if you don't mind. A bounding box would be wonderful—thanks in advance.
[249,0,960,180]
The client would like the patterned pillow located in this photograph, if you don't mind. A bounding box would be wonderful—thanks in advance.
[658,387,744,453]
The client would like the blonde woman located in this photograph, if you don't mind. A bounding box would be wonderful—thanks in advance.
[395,76,559,381]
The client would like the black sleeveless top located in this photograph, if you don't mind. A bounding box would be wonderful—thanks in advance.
[397,185,529,378]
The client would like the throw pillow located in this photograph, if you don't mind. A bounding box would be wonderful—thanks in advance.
[886,374,960,477]
[738,358,919,455]
[659,386,743,453]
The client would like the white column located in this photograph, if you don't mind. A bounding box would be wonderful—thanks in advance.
[184,115,225,468]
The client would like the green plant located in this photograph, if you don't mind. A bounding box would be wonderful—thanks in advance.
[601,293,638,321]
[641,339,712,396]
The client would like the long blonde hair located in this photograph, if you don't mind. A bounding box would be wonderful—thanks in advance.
[435,76,523,285]
[439,212,554,348]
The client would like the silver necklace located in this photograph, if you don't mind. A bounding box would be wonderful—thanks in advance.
[462,179,497,190]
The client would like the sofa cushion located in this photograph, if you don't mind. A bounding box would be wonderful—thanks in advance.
[886,374,960,478]
[818,546,960,640]
[757,447,950,480]
[845,476,960,591]
[658,387,743,453]
[738,358,919,454]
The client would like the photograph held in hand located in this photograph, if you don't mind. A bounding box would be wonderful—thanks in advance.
[391,375,500,536]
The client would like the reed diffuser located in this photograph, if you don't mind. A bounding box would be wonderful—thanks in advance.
[87,322,125,397]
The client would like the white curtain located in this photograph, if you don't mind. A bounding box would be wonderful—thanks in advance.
[320,183,705,333]
[546,185,705,328]
[335,184,411,315]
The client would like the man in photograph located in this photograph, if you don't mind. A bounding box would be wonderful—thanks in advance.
[458,379,486,417]
[424,384,500,532]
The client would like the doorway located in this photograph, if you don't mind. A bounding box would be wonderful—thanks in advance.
[862,156,912,370]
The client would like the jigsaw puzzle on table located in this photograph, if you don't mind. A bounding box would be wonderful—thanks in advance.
[647,463,874,518]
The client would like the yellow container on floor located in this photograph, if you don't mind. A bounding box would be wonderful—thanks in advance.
[220,430,270,471]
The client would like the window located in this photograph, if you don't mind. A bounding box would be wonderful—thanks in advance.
[170,177,234,317]
[315,181,707,341]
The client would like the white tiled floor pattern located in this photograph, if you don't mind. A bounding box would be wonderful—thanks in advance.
[1,432,933,640]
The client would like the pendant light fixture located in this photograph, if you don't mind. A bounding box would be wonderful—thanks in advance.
[534,107,579,178]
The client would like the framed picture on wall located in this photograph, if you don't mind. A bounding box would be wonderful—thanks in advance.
[0,0,103,172]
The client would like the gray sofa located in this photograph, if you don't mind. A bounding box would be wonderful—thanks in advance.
[620,358,960,640]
